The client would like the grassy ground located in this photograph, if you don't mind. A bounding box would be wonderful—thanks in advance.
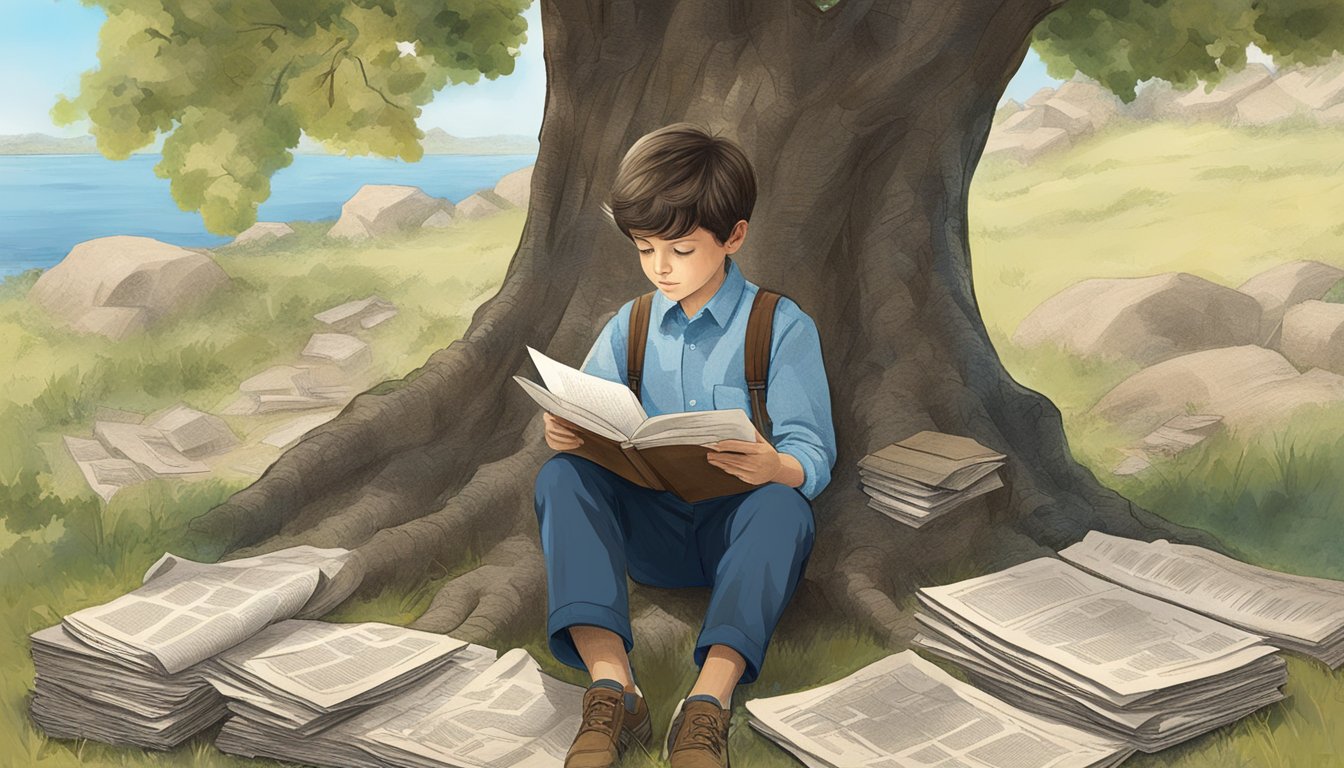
[6,120,1344,765]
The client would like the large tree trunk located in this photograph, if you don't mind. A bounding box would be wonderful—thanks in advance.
[188,0,1214,649]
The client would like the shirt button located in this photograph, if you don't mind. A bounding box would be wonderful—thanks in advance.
[689,399,697,406]
[689,343,696,350]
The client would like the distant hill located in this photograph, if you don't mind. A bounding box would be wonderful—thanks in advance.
[1,129,538,156]
[418,128,538,155]
[0,133,105,155]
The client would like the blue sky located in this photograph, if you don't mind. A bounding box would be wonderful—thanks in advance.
[1,0,1059,138]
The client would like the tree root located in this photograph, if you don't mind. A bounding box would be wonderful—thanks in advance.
[408,534,545,644]
[350,423,554,594]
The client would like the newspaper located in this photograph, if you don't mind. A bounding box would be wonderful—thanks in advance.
[914,557,1288,752]
[1061,531,1344,667]
[205,620,468,733]
[744,650,1132,768]
[364,647,583,768]
[918,557,1273,698]
[215,642,499,768]
[63,546,351,675]
[29,623,228,750]
[858,431,1006,527]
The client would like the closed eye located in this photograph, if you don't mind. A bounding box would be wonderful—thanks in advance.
[639,248,695,256]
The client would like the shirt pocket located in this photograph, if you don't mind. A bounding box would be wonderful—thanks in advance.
[712,384,752,421]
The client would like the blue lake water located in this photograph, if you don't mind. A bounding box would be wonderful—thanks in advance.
[0,153,537,278]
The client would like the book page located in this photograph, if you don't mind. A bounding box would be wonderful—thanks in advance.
[526,346,647,436]
[512,376,626,442]
[630,409,757,446]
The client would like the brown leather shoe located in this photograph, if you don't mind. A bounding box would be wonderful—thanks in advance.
[665,697,731,768]
[565,682,653,768]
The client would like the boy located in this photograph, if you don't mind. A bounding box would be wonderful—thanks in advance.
[533,123,836,768]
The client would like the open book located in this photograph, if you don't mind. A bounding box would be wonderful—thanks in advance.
[514,346,762,503]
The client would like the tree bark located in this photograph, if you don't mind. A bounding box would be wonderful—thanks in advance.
[188,0,1217,649]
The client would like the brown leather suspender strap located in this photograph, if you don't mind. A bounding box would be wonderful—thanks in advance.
[626,287,785,439]
[626,291,655,401]
[745,289,782,438]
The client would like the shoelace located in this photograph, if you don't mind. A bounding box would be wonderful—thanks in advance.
[683,712,728,757]
[579,690,621,734]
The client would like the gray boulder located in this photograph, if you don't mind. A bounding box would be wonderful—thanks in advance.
[28,236,230,340]
[147,403,239,457]
[301,333,373,372]
[314,295,399,331]
[1279,300,1344,375]
[1091,345,1344,434]
[993,99,1023,125]
[1170,64,1274,121]
[1274,55,1344,111]
[1025,86,1056,106]
[328,185,452,240]
[232,222,295,246]
[1233,82,1312,125]
[421,209,457,229]
[1013,273,1262,366]
[1129,79,1179,121]
[454,190,514,221]
[1046,78,1124,130]
[982,127,1070,163]
[1321,103,1344,125]
[493,165,534,208]
[1237,260,1344,343]
[1039,99,1093,136]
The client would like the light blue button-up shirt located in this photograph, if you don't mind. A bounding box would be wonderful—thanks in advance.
[581,257,837,500]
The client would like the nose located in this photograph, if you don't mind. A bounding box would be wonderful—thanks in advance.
[653,250,672,275]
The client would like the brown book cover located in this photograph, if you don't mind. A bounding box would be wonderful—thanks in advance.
[562,422,762,503]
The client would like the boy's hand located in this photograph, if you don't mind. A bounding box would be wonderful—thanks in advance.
[705,429,783,485]
[543,412,584,451]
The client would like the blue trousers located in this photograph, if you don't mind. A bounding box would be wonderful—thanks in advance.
[532,453,815,685]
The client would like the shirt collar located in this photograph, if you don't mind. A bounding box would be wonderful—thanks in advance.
[654,256,747,331]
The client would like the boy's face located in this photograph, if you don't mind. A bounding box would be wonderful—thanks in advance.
[633,220,748,307]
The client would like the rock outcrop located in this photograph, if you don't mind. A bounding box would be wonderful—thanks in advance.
[328,185,453,240]
[1013,273,1262,366]
[1236,260,1344,344]
[28,236,230,340]
[1279,300,1344,375]
[1090,346,1344,434]
[314,296,398,331]
[492,165,534,208]
[454,190,515,221]
[231,222,295,246]
[987,56,1344,163]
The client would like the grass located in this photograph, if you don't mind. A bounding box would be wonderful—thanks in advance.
[6,119,1344,765]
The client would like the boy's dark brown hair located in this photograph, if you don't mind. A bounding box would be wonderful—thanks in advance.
[602,122,757,247]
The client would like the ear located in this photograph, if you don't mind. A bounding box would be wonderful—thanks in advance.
[727,219,748,251]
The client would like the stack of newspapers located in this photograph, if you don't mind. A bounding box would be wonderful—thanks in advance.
[28,545,354,749]
[1060,531,1344,669]
[745,650,1133,768]
[216,646,587,768]
[203,620,473,735]
[913,554,1289,751]
[858,431,1006,527]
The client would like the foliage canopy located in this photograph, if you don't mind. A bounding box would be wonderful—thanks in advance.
[54,0,529,234]
[1034,0,1344,101]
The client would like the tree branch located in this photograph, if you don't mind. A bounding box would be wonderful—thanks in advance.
[238,22,291,35]
[353,56,405,110]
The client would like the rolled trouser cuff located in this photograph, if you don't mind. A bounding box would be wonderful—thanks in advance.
[547,601,635,672]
